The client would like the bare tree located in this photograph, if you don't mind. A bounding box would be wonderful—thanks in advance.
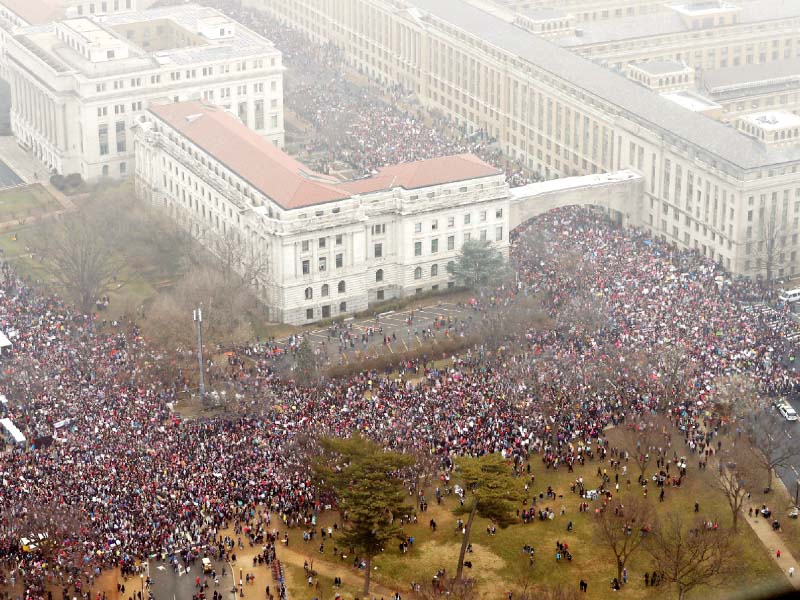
[619,413,670,482]
[757,202,789,283]
[744,410,800,493]
[144,266,256,350]
[594,495,654,582]
[202,227,270,291]
[414,577,478,600]
[34,213,125,314]
[646,514,736,600]
[711,443,759,531]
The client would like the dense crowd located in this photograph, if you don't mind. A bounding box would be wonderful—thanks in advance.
[181,0,537,188]
[0,205,797,599]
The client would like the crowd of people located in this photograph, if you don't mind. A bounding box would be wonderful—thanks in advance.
[193,0,536,188]
[0,204,797,599]
[0,4,798,599]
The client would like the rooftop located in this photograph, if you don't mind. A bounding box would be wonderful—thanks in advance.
[14,3,278,75]
[701,58,800,93]
[552,0,798,46]
[660,90,720,112]
[739,111,800,132]
[630,59,690,76]
[0,0,63,25]
[404,0,800,170]
[519,7,569,21]
[669,0,739,16]
[148,102,501,210]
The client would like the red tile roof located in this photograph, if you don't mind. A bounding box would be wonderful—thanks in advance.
[148,101,501,210]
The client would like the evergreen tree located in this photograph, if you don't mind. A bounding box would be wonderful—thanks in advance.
[294,336,317,384]
[453,454,522,580]
[447,239,509,289]
[314,435,414,595]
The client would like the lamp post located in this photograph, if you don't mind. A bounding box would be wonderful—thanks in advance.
[193,307,206,397]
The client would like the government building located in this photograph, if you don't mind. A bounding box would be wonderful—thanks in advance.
[3,3,284,179]
[245,0,800,281]
[134,101,510,324]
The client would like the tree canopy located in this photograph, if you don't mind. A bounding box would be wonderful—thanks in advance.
[453,454,522,580]
[313,435,414,595]
[446,239,509,289]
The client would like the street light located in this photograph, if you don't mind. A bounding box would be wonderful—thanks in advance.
[193,307,206,397]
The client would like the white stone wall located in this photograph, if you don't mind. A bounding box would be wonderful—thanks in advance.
[134,114,511,324]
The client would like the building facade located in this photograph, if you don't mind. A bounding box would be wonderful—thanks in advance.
[247,0,800,281]
[134,101,510,324]
[4,3,284,179]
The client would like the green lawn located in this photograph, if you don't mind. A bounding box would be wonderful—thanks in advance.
[0,184,60,222]
[281,430,791,600]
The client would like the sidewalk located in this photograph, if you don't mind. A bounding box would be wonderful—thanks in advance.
[744,511,800,589]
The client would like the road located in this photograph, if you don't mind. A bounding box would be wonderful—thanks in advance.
[148,557,238,600]
[775,394,800,506]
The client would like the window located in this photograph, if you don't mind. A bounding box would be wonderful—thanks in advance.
[335,234,343,245]
[447,235,455,250]
[98,125,108,155]
[377,290,384,301]
[302,260,310,275]
[339,302,347,313]
[464,213,471,225]
[496,227,503,241]
[447,261,455,274]
[371,224,386,235]
[376,269,384,282]
[480,230,487,241]
[464,233,471,242]
[431,219,438,231]
[319,237,326,248]
[447,216,455,228]
[414,241,422,256]
[431,264,438,277]
[338,280,346,293]
[335,254,343,268]
[415,222,422,233]
[414,267,422,280]
[431,239,438,253]
[101,165,109,176]
[480,210,487,222]
[304,287,313,300]
[115,121,126,153]
[321,284,329,297]
[318,257,327,271]
[119,162,126,174]
[374,243,382,258]
[301,240,310,252]
[322,305,330,319]
[306,308,314,320]
[496,208,503,219]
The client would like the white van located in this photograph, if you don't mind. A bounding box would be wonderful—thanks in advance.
[780,288,800,303]
[778,402,798,422]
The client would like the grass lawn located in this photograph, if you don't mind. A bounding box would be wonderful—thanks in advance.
[0,184,60,222]
[278,428,791,600]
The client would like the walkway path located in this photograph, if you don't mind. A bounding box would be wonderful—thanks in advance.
[744,510,800,587]
[276,542,403,599]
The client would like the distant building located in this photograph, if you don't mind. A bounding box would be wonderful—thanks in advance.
[250,0,800,281]
[627,60,694,92]
[736,111,800,148]
[5,3,284,179]
[134,101,511,324]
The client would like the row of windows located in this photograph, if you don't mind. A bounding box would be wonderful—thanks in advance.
[305,281,347,300]
[301,235,344,251]
[413,209,503,233]
[306,303,347,320]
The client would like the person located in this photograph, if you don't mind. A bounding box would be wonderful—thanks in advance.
[578,580,587,593]
[789,567,795,578]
